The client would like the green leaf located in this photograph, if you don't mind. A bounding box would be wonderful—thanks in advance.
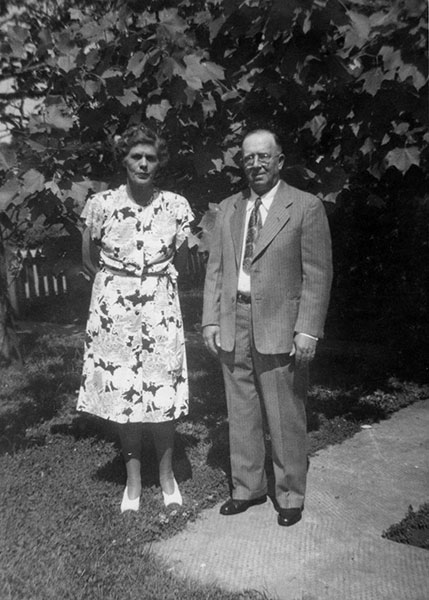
[393,122,410,135]
[385,147,420,173]
[404,0,427,16]
[380,46,402,74]
[236,71,255,92]
[67,179,102,210]
[197,203,221,253]
[8,26,29,59]
[84,49,100,70]
[127,52,148,78]
[158,8,187,35]
[83,80,101,98]
[22,169,45,195]
[320,190,342,203]
[397,64,426,90]
[69,8,85,21]
[346,11,371,48]
[211,159,223,172]
[44,181,62,198]
[202,61,225,81]
[202,94,216,118]
[359,68,384,96]
[0,178,19,211]
[223,147,240,168]
[303,115,327,142]
[102,68,124,80]
[187,232,201,250]
[146,100,172,121]
[57,46,80,73]
[25,140,47,153]
[360,138,375,156]
[0,147,17,172]
[183,55,225,90]
[44,105,74,131]
[79,17,116,45]
[379,47,427,90]
[209,16,226,41]
[117,90,140,107]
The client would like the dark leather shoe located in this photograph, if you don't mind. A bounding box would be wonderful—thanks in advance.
[277,507,302,527]
[220,495,266,516]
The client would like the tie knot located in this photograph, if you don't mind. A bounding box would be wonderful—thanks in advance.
[254,197,262,209]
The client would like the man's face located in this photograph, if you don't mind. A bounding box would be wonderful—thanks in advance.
[242,132,284,195]
[123,143,159,187]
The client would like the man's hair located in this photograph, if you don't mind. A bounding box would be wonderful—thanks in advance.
[242,128,283,153]
[116,124,169,167]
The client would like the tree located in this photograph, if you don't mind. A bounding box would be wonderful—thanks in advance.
[0,0,427,364]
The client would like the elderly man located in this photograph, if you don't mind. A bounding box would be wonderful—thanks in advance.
[202,128,333,526]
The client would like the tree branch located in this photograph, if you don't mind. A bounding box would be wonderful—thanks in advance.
[0,90,46,100]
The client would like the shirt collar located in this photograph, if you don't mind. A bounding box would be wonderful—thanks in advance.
[247,180,281,211]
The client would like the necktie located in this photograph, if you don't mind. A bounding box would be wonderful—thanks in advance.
[242,197,262,274]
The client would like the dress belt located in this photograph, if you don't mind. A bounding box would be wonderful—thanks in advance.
[102,265,168,277]
[236,292,251,304]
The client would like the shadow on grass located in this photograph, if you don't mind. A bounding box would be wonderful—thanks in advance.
[1,325,427,483]
[184,338,429,471]
[0,332,83,454]
[50,415,195,489]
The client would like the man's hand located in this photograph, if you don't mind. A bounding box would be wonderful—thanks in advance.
[292,333,317,364]
[203,325,221,356]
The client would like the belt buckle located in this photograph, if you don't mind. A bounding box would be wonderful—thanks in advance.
[237,292,251,304]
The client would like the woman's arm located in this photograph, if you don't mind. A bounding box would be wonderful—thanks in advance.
[82,227,100,279]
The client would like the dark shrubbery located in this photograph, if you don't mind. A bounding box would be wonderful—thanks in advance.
[383,504,429,550]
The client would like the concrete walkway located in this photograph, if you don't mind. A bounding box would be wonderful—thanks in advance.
[153,400,429,600]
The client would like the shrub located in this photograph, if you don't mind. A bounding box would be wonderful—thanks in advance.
[383,504,429,550]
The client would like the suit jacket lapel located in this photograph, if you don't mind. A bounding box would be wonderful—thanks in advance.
[230,190,249,268]
[253,181,294,261]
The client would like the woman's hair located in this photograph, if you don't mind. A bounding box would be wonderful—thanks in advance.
[116,124,169,167]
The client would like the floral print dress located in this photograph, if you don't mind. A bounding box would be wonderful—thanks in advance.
[77,185,193,424]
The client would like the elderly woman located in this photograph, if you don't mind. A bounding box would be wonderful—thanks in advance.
[77,124,193,512]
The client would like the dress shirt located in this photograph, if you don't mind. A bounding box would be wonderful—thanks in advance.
[237,182,280,294]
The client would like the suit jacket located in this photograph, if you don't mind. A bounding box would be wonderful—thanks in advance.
[202,180,333,354]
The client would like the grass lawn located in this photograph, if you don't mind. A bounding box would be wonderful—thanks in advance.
[1,291,428,599]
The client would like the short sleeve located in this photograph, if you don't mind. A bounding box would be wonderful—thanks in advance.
[174,196,194,250]
[80,193,105,245]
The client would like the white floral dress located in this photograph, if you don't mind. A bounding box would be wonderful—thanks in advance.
[77,185,193,423]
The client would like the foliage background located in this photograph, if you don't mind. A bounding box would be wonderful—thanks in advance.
[0,0,428,373]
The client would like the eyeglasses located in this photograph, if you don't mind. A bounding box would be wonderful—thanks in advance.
[242,153,282,167]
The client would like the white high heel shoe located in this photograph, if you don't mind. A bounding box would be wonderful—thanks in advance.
[162,478,183,507]
[120,486,140,513]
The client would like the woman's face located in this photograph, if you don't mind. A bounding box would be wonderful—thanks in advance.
[123,143,159,187]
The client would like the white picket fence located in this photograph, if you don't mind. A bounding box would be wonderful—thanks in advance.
[6,247,69,315]
[6,246,207,316]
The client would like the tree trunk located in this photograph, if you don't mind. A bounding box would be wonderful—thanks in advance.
[0,238,21,366]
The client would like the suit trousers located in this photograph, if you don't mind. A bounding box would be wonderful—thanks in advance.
[220,301,308,509]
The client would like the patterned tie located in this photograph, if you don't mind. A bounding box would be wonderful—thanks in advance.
[242,197,262,274]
